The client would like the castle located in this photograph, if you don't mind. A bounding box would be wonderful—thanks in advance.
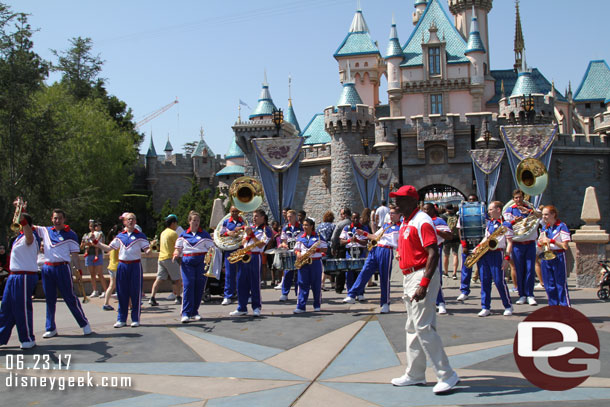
[143,0,610,231]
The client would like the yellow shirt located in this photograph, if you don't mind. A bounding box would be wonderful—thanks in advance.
[108,249,119,271]
[159,227,178,261]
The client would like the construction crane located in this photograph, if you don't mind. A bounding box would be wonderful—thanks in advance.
[134,97,179,129]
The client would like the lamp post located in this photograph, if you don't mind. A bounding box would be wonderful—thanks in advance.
[272,108,284,223]
[361,137,369,154]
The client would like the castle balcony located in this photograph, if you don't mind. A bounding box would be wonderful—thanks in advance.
[594,110,610,135]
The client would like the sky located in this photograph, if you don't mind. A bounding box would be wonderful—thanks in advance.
[9,0,610,158]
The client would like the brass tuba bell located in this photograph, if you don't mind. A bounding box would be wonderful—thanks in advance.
[516,158,548,197]
[229,176,264,213]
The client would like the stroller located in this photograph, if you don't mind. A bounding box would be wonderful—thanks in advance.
[597,261,610,301]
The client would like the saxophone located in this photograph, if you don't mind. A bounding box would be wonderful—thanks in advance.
[367,224,394,251]
[228,240,266,264]
[294,240,321,269]
[464,225,508,269]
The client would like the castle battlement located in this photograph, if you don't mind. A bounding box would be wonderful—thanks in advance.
[555,133,609,150]
[324,104,375,135]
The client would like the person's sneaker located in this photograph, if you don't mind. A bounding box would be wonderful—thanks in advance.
[433,372,460,394]
[20,341,36,349]
[112,293,118,298]
[113,321,126,328]
[102,305,114,311]
[230,310,247,316]
[452,274,458,280]
[253,308,261,317]
[516,296,527,304]
[274,283,282,290]
[248,297,252,304]
[313,307,321,312]
[221,298,232,306]
[380,303,390,314]
[279,294,288,302]
[181,316,190,323]
[342,296,356,304]
[89,291,99,298]
[391,374,425,387]
[130,321,140,327]
[535,282,544,289]
[356,294,366,301]
[511,287,519,293]
[82,324,92,335]
[503,306,513,316]
[42,330,57,339]
[478,309,491,317]
[149,297,158,306]
[456,293,468,302]
[293,308,305,314]
[99,292,106,299]
[167,293,177,301]
[527,296,537,305]
[190,315,202,321]
[175,296,182,305]
[438,303,447,315]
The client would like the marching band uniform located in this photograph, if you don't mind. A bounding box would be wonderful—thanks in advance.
[175,227,214,319]
[477,218,513,315]
[293,232,327,312]
[220,215,245,303]
[280,222,303,299]
[0,227,40,348]
[431,217,451,312]
[108,228,149,326]
[344,222,400,312]
[339,222,370,291]
[37,225,90,335]
[504,204,538,304]
[234,224,272,316]
[539,220,571,306]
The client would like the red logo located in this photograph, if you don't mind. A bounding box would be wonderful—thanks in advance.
[513,306,600,391]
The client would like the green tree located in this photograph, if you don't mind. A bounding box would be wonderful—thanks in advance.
[51,36,103,100]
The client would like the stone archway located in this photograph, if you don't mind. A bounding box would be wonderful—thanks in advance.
[418,184,466,207]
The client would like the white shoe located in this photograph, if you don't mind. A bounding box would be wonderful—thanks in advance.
[82,324,92,335]
[433,372,460,394]
[356,294,365,301]
[112,293,118,298]
[89,291,99,298]
[438,303,447,315]
[391,374,425,387]
[113,321,126,328]
[167,293,177,301]
[230,310,247,316]
[98,292,106,299]
[279,294,288,302]
[181,316,190,323]
[527,296,538,305]
[380,304,390,314]
[248,297,252,304]
[457,293,468,302]
[253,308,261,317]
[503,306,513,316]
[130,321,140,327]
[293,308,305,314]
[535,282,544,289]
[42,330,57,339]
[221,298,232,306]
[516,296,526,305]
[190,315,202,321]
[342,296,356,304]
[478,309,491,317]
[20,341,36,349]
[313,307,321,312]
[274,284,282,290]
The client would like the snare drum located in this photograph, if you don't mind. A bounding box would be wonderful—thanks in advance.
[323,259,343,276]
[459,202,486,242]
[279,251,297,270]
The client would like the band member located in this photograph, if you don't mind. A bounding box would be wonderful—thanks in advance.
[343,207,401,313]
[279,209,302,302]
[36,209,91,338]
[173,211,214,322]
[293,218,327,313]
[422,203,453,315]
[0,213,40,349]
[504,189,538,305]
[339,212,369,292]
[538,205,571,307]
[457,194,479,302]
[390,185,459,394]
[94,212,149,328]
[230,209,272,317]
[220,206,245,305]
[477,201,513,317]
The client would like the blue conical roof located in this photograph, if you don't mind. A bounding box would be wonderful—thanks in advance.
[465,12,485,54]
[225,137,244,159]
[249,83,277,119]
[511,71,539,97]
[336,83,363,108]
[334,9,380,58]
[284,100,301,134]
[574,60,610,102]
[164,138,173,152]
[193,136,214,157]
[146,136,157,158]
[385,21,403,59]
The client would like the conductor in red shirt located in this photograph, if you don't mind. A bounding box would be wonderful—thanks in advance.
[390,185,459,394]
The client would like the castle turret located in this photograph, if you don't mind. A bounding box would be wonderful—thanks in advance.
[464,6,486,86]
[513,0,525,72]
[146,134,157,159]
[284,76,301,134]
[164,135,173,160]
[385,15,404,116]
[413,0,428,25]
[448,0,492,68]
[249,73,277,121]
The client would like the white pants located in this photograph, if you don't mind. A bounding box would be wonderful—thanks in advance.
[402,269,454,382]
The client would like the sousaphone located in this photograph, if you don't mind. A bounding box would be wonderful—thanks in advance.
[507,158,548,240]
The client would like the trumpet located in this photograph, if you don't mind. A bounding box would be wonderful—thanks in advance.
[11,196,26,232]
[295,241,321,269]
[540,232,557,261]
[228,240,266,264]
[465,225,508,269]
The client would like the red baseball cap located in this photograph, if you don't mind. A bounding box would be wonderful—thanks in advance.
[389,185,419,199]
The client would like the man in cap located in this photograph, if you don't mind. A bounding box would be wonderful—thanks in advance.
[149,214,182,306]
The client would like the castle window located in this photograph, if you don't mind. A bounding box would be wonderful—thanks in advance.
[429,47,441,75]
[430,94,443,115]
[585,103,591,109]
[355,62,359,67]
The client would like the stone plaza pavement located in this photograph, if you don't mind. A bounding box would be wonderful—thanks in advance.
[1,268,609,407]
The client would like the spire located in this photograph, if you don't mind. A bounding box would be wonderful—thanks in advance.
[146,132,157,158]
[349,3,369,33]
[465,5,486,54]
[249,73,277,119]
[193,127,214,157]
[164,134,173,152]
[284,75,301,133]
[385,14,403,59]
[514,0,525,72]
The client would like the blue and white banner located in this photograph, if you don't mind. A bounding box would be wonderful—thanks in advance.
[469,149,504,204]
[350,155,382,209]
[500,124,557,207]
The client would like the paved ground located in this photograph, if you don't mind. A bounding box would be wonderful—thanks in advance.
[1,267,609,407]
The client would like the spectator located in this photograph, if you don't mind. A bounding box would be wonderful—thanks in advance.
[81,219,107,298]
